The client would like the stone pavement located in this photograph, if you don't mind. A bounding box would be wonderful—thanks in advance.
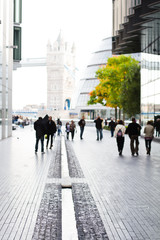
[0,125,160,240]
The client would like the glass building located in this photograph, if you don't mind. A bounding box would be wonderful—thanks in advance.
[0,0,22,139]
[76,37,113,119]
[112,0,160,124]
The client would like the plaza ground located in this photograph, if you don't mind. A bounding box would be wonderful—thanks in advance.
[0,125,160,240]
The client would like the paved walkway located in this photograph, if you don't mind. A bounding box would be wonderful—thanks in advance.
[0,125,160,240]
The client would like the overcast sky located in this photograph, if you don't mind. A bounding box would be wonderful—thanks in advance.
[13,0,112,109]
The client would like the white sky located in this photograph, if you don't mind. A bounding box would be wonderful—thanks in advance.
[13,0,112,109]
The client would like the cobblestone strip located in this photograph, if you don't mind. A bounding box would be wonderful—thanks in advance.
[48,138,61,178]
[32,184,62,240]
[65,140,84,178]
[72,183,109,240]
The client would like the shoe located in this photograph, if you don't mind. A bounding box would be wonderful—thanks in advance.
[41,152,45,154]
[136,152,139,156]
[119,151,122,155]
[132,153,134,156]
[96,139,99,141]
[49,147,52,149]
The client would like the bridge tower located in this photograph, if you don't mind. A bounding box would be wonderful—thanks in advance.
[46,31,76,117]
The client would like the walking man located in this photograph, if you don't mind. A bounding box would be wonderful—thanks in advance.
[46,116,56,149]
[109,118,116,137]
[34,117,45,153]
[94,116,103,141]
[126,117,141,156]
[78,116,86,140]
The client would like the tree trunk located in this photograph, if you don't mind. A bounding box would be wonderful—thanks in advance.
[115,107,117,121]
[123,112,125,122]
[119,109,121,120]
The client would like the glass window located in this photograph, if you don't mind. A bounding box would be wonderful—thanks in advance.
[14,0,22,24]
[13,27,21,61]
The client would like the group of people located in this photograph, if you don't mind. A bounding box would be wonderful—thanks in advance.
[34,116,86,153]
[34,115,155,156]
[114,117,154,156]
[94,116,155,156]
[66,116,86,141]
[34,116,57,153]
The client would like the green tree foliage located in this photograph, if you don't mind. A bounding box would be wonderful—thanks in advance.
[88,55,140,117]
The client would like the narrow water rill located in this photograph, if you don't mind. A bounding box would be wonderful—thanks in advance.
[61,135,78,240]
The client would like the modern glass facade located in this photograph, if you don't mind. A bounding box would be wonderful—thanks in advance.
[14,0,22,61]
[0,0,22,139]
[76,37,113,119]
[112,0,160,124]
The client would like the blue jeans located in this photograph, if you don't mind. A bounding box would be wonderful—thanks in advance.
[111,129,114,137]
[35,136,44,152]
[46,134,54,148]
[96,129,103,140]
[80,127,84,139]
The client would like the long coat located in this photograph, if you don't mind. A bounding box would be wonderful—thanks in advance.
[34,119,45,138]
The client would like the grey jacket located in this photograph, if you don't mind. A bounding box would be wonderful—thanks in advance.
[144,124,154,138]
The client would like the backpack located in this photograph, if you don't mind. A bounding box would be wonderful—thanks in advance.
[117,129,122,137]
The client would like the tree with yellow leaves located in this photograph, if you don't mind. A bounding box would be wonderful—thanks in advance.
[88,55,140,119]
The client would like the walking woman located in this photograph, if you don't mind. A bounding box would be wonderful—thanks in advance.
[70,120,76,140]
[114,120,126,155]
[144,120,154,155]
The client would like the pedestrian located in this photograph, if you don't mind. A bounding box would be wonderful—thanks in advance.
[126,117,141,156]
[57,118,62,136]
[34,117,45,154]
[144,120,154,155]
[109,118,116,137]
[114,120,126,155]
[94,116,103,141]
[66,122,70,140]
[70,120,76,140]
[105,118,108,126]
[46,116,57,149]
[154,118,160,137]
[78,116,86,140]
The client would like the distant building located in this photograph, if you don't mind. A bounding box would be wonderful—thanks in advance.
[0,0,22,139]
[76,37,113,120]
[46,31,76,117]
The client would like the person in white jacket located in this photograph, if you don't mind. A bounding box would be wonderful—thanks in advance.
[144,120,154,155]
[114,120,126,155]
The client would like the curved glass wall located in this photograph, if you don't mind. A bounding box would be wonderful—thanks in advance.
[76,37,112,119]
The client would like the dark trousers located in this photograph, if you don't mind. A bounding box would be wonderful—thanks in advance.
[35,136,44,152]
[145,139,152,153]
[71,130,75,140]
[66,132,69,139]
[111,129,114,137]
[116,137,124,152]
[80,126,84,139]
[130,135,139,154]
[46,134,54,148]
[96,129,103,140]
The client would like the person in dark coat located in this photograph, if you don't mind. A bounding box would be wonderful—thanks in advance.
[109,118,116,137]
[94,116,103,141]
[34,117,45,153]
[57,118,62,136]
[155,119,160,137]
[70,120,76,140]
[46,116,57,149]
[78,116,86,140]
[126,117,141,156]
